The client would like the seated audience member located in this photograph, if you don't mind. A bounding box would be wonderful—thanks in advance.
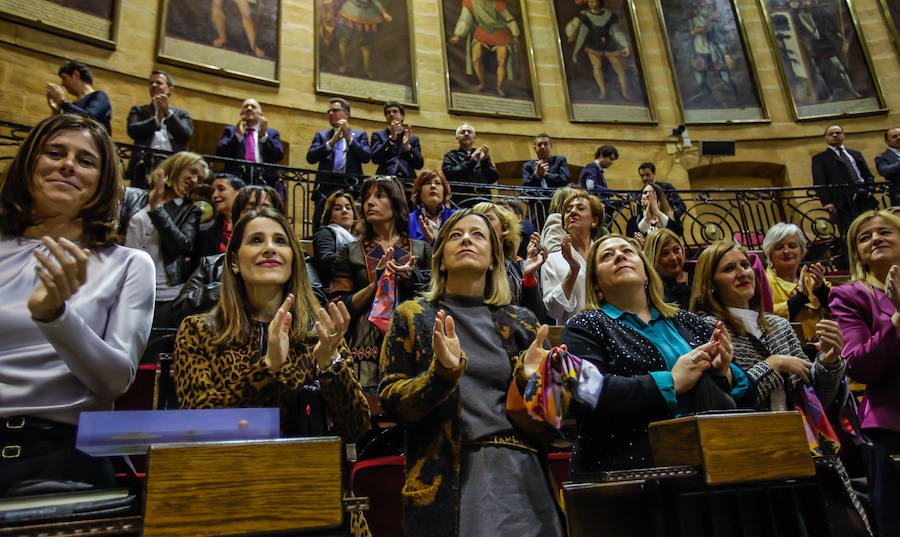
[578,144,617,197]
[126,70,194,189]
[312,190,358,288]
[380,209,564,537]
[0,115,155,493]
[762,223,830,347]
[46,60,112,134]
[539,186,580,254]
[690,241,845,412]
[542,192,604,325]
[830,210,900,536]
[638,162,687,219]
[498,198,535,258]
[123,152,206,328]
[523,134,570,189]
[172,185,289,321]
[331,176,432,388]
[441,123,499,197]
[307,98,371,229]
[174,208,370,441]
[216,98,284,195]
[626,182,683,245]
[643,228,692,310]
[561,235,746,473]
[196,174,245,257]
[371,101,423,179]
[473,202,548,321]
[408,169,455,244]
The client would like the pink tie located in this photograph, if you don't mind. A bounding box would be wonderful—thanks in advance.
[244,127,257,162]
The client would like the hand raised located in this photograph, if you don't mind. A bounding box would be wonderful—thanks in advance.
[885,265,900,313]
[523,242,548,279]
[561,234,579,272]
[387,255,416,280]
[420,216,435,244]
[258,114,268,134]
[708,321,734,380]
[433,310,461,369]
[28,237,90,322]
[264,294,294,372]
[808,262,825,292]
[523,324,550,377]
[797,264,810,297]
[148,168,167,209]
[375,247,394,271]
[236,119,247,137]
[815,319,844,365]
[313,301,351,369]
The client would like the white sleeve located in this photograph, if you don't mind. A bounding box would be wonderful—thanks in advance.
[35,250,156,400]
[541,254,580,325]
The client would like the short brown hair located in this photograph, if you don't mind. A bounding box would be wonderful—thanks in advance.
[562,192,605,239]
[410,169,450,207]
[0,114,122,249]
[320,190,358,227]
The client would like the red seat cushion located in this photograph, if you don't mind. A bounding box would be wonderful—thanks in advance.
[350,456,406,537]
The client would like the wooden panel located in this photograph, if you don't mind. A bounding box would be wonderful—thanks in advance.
[648,416,702,468]
[649,412,814,486]
[143,438,342,537]
[563,480,649,537]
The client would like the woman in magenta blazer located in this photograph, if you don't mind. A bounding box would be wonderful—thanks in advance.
[829,209,900,537]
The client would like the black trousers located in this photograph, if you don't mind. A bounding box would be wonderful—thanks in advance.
[864,428,900,537]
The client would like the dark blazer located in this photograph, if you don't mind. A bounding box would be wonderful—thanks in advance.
[127,104,193,151]
[441,149,499,184]
[306,128,371,199]
[216,126,284,178]
[523,155,570,189]
[125,104,193,188]
[370,128,423,178]
[577,162,611,197]
[875,149,900,204]
[561,308,714,473]
[812,146,874,210]
[60,91,111,134]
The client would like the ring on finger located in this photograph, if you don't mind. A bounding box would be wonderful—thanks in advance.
[690,352,703,363]
[328,332,339,338]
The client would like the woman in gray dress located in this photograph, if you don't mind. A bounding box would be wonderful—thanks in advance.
[379,209,563,537]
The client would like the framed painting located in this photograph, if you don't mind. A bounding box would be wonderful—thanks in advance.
[549,0,656,124]
[759,0,886,120]
[878,0,900,62]
[655,0,768,124]
[439,0,541,119]
[0,0,119,48]
[158,0,280,85]
[315,0,417,105]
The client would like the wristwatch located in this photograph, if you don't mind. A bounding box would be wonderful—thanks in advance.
[318,353,343,376]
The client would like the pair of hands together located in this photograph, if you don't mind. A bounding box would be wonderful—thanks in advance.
[236,116,268,136]
[263,294,352,373]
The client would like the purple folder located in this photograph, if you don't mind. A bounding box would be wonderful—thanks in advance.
[76,408,280,456]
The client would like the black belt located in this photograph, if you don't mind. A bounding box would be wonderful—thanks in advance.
[0,416,76,461]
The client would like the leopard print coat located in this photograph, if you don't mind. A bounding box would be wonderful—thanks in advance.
[174,314,371,442]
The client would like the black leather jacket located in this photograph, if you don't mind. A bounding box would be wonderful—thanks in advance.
[172,253,329,323]
[120,187,201,286]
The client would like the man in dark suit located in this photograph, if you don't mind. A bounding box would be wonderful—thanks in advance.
[370,101,423,179]
[126,71,193,189]
[875,127,900,206]
[638,162,686,219]
[812,124,877,267]
[306,97,372,229]
[215,98,284,196]
[523,134,569,220]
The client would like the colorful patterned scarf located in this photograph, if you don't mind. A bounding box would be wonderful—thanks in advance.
[368,270,395,333]
[523,347,582,430]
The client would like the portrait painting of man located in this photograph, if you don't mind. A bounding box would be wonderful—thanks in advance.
[316,0,417,105]
[440,0,540,118]
[656,0,767,123]
[550,0,654,123]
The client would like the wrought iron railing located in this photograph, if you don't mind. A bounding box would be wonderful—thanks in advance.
[1,120,893,254]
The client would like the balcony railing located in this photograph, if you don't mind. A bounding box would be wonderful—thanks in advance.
[2,120,893,255]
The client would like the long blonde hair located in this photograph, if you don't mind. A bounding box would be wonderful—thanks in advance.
[472,201,520,258]
[423,209,511,306]
[208,208,319,346]
[149,151,209,197]
[583,234,678,318]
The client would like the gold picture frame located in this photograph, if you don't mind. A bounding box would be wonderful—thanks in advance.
[314,0,418,106]
[0,0,120,49]
[157,0,281,86]
[549,0,656,124]
[438,0,542,119]
[654,0,769,124]
[877,0,900,61]
[757,0,886,121]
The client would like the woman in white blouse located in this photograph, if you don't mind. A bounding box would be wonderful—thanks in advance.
[0,114,154,494]
[541,191,604,325]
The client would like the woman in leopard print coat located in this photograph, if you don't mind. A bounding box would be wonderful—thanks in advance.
[174,208,370,441]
